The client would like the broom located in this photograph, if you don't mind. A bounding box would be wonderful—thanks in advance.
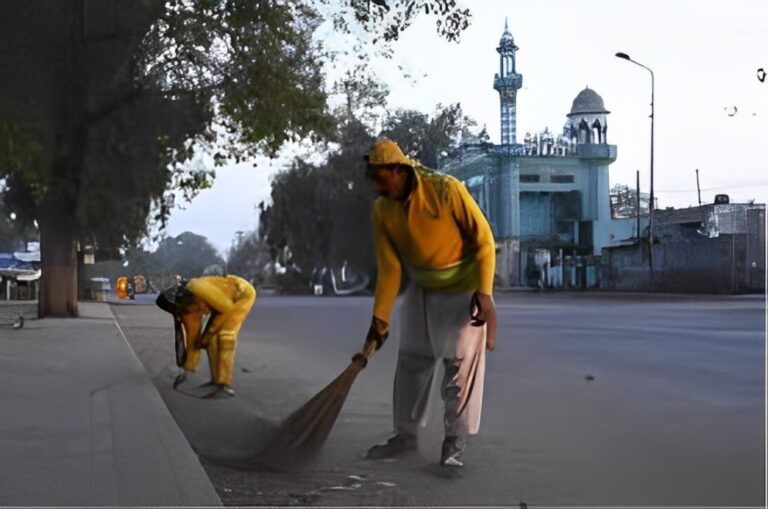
[254,341,377,468]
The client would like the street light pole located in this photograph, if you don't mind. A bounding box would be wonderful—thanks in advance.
[616,52,654,279]
[696,169,702,205]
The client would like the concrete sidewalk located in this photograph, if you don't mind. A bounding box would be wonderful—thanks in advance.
[0,302,221,506]
[0,299,37,325]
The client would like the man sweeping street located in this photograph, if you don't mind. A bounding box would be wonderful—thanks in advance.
[157,269,256,399]
[361,138,497,469]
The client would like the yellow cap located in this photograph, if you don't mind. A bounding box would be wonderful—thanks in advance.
[365,138,416,168]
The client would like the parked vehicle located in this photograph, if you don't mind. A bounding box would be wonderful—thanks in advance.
[310,261,369,296]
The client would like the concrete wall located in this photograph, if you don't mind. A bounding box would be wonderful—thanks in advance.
[495,238,521,287]
[746,208,765,289]
[604,217,646,245]
[601,233,764,293]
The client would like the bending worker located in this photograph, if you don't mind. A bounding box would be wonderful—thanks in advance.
[360,138,497,469]
[157,272,256,398]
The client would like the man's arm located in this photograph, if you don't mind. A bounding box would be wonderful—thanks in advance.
[371,203,402,325]
[360,203,403,361]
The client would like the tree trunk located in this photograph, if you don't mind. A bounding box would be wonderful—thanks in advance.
[37,0,87,319]
[38,211,78,318]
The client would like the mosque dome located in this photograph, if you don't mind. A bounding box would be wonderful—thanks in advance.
[568,87,609,116]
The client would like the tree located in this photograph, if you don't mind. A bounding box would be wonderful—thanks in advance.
[118,244,161,290]
[85,231,223,292]
[0,187,38,252]
[332,0,471,45]
[0,1,328,316]
[316,119,378,273]
[258,119,377,292]
[259,100,475,292]
[226,230,273,285]
[0,0,471,317]
[152,232,224,281]
[610,183,650,219]
[380,103,474,167]
[257,64,387,290]
[330,64,390,129]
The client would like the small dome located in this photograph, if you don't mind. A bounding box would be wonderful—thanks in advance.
[568,87,610,115]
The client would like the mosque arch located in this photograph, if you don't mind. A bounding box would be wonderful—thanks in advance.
[578,119,590,143]
[591,119,602,144]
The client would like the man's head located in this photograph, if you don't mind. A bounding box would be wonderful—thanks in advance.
[365,138,415,201]
[156,280,197,315]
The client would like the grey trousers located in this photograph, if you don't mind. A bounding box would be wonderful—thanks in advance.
[392,284,487,446]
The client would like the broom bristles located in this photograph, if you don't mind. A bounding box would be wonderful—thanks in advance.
[256,359,364,464]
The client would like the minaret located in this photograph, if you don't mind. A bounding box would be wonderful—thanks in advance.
[493,19,523,146]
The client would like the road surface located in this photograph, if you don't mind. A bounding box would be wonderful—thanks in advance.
[112,291,765,506]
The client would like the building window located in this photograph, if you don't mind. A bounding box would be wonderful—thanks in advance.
[550,175,574,183]
[520,174,540,183]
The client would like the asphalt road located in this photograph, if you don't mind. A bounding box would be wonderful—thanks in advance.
[112,291,765,507]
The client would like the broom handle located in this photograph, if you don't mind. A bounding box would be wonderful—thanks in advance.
[362,338,378,359]
[351,339,378,368]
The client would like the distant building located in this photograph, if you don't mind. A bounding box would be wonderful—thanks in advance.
[0,248,41,300]
[602,202,765,292]
[440,21,641,286]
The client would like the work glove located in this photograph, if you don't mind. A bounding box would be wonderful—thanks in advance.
[470,291,497,351]
[353,316,389,368]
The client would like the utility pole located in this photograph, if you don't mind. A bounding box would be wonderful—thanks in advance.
[636,170,641,240]
[616,52,654,280]
[696,168,702,206]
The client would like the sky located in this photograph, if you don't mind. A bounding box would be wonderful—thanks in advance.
[165,0,768,255]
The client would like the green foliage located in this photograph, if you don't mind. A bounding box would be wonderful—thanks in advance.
[89,231,224,291]
[151,231,225,280]
[0,193,37,252]
[261,160,334,272]
[339,0,471,44]
[226,230,273,285]
[0,0,472,257]
[139,0,333,158]
[0,124,49,236]
[380,102,474,168]
[258,103,475,292]
[258,118,376,290]
[0,0,472,314]
[330,64,389,126]
[610,183,651,218]
[0,0,336,256]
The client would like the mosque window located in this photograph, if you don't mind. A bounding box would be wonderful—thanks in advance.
[520,174,540,183]
[551,175,575,183]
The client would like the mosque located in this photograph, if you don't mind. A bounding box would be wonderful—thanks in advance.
[439,20,639,287]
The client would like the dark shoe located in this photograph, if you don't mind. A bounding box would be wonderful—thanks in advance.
[172,372,187,389]
[203,384,236,399]
[440,436,464,468]
[366,433,417,459]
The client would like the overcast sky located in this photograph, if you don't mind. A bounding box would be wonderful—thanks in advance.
[165,0,768,255]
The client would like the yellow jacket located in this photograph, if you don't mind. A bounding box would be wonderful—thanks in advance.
[372,166,495,322]
[186,275,256,340]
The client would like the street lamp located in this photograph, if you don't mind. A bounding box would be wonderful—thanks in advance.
[616,51,654,278]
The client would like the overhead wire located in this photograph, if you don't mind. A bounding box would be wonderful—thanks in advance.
[656,182,768,193]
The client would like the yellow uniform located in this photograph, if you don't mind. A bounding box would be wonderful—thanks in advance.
[372,165,496,322]
[363,138,497,467]
[177,275,256,386]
